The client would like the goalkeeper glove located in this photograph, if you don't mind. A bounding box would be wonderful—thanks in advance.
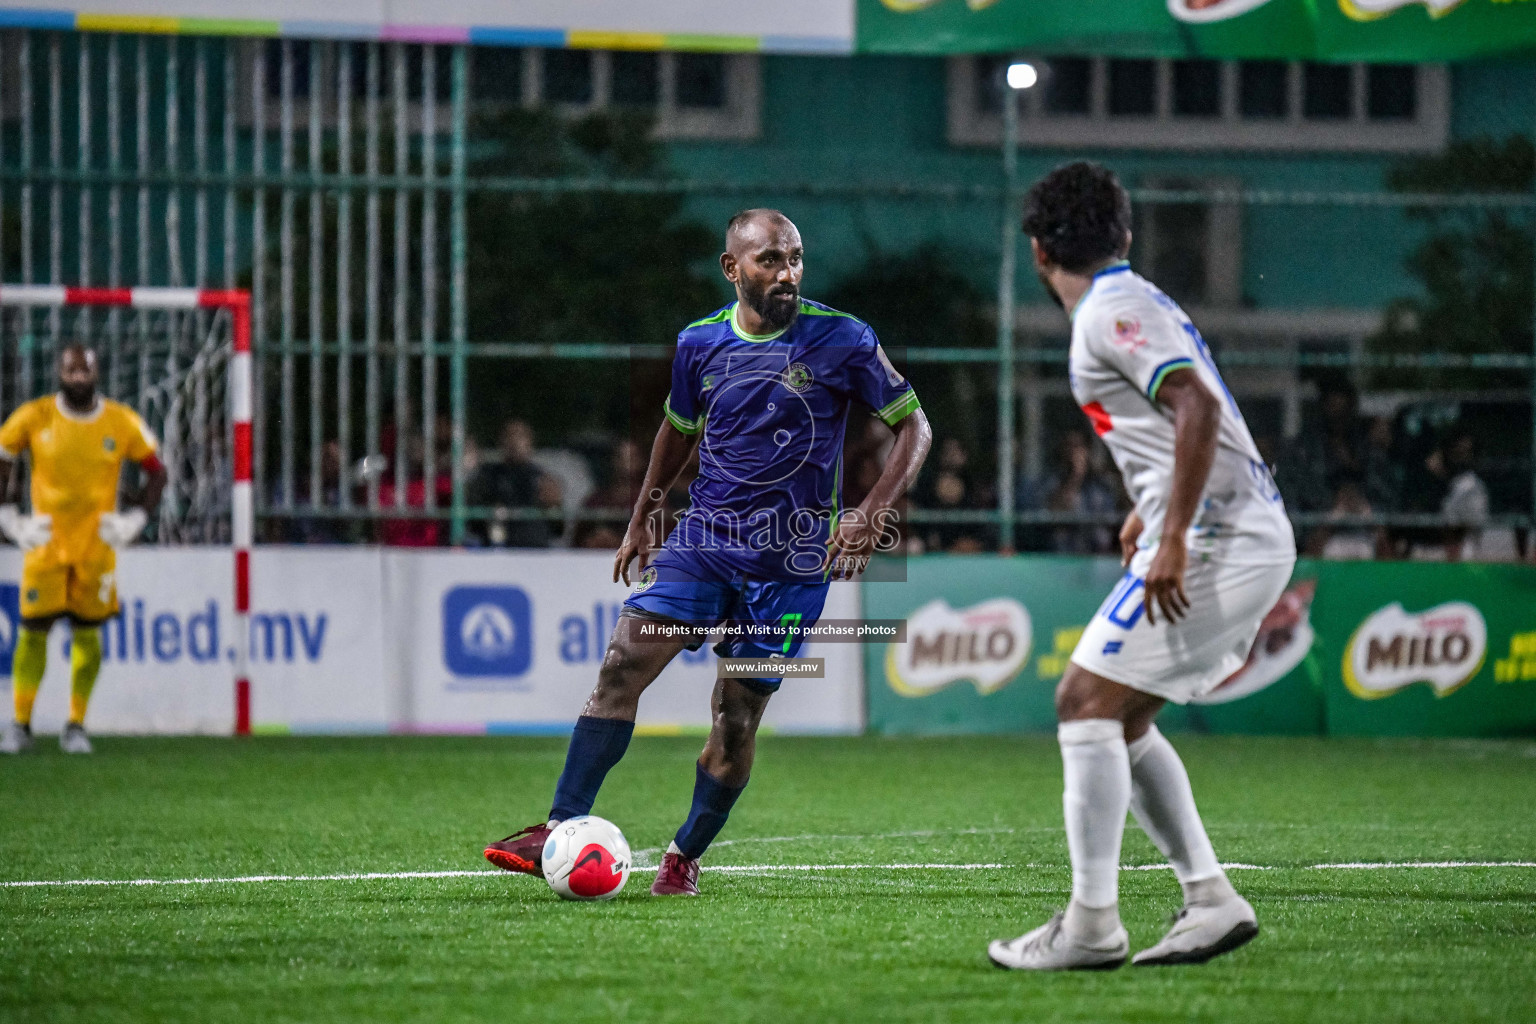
[0,505,53,551]
[98,507,149,548]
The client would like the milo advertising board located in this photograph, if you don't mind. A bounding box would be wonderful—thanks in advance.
[863,555,1324,735]
[1320,562,1536,737]
[865,556,1536,737]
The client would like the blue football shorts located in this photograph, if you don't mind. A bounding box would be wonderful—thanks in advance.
[621,542,830,694]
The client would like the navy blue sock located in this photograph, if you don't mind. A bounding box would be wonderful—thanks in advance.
[673,761,747,860]
[549,715,634,822]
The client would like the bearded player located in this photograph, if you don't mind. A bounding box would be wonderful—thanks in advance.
[987,163,1295,970]
[482,209,932,895]
[0,345,166,755]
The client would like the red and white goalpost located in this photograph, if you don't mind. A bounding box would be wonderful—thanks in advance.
[0,285,254,735]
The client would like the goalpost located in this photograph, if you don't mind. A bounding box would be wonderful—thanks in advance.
[0,286,255,735]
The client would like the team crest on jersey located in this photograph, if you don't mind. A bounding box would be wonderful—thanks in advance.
[636,567,657,592]
[781,363,814,394]
[1112,318,1147,351]
[103,437,116,452]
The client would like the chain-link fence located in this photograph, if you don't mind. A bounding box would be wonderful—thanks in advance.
[0,30,1531,555]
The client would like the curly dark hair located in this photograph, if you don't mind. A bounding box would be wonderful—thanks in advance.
[1020,161,1131,274]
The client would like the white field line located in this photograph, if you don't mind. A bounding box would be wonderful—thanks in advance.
[3,860,1535,890]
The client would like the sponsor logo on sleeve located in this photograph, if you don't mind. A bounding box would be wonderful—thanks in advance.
[1342,600,1487,700]
[875,345,906,387]
[885,598,1031,697]
[1112,317,1148,351]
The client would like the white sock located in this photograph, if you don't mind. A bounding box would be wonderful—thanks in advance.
[1058,719,1130,922]
[1127,724,1233,904]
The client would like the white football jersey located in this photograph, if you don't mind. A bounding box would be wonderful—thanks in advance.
[1068,262,1295,565]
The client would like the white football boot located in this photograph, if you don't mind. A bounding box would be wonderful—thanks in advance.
[988,912,1129,972]
[59,723,93,755]
[1132,895,1259,966]
[0,720,33,754]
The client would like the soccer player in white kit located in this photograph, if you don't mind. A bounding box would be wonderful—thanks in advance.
[988,162,1296,971]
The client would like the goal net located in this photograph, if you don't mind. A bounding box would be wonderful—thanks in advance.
[0,285,255,733]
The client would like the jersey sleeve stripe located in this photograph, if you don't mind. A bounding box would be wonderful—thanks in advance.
[875,390,921,426]
[1146,358,1195,402]
[663,395,703,435]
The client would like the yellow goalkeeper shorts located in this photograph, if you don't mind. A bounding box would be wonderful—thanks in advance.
[21,543,119,622]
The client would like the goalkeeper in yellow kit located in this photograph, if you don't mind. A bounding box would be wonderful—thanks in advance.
[0,344,166,754]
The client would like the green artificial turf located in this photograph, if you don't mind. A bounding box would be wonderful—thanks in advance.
[2,734,1534,1023]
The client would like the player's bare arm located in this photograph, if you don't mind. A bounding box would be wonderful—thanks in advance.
[823,407,932,580]
[613,419,699,586]
[138,457,168,516]
[1143,368,1220,626]
[1118,509,1143,567]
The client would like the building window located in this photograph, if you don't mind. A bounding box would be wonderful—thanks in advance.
[541,49,593,106]
[479,49,760,141]
[1172,60,1221,118]
[1367,64,1416,120]
[1043,57,1091,115]
[1239,61,1288,119]
[1132,177,1243,308]
[235,43,759,141]
[1108,59,1156,117]
[947,56,1448,152]
[474,48,523,104]
[973,55,1007,116]
[1302,63,1351,120]
[611,52,660,107]
[676,54,727,110]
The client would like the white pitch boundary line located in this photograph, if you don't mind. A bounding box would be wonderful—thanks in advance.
[4,861,1535,890]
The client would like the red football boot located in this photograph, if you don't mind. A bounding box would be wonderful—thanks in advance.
[483,823,552,876]
[650,851,701,896]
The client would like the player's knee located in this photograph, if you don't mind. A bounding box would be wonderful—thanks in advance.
[1054,671,1099,722]
[714,704,758,749]
[594,637,650,697]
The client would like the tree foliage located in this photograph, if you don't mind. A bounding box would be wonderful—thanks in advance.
[823,245,995,460]
[1371,135,1534,387]
[464,108,718,443]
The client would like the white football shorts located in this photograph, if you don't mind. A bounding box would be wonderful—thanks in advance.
[1070,548,1295,704]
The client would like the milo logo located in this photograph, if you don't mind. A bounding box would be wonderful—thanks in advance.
[886,598,1031,697]
[1343,601,1487,700]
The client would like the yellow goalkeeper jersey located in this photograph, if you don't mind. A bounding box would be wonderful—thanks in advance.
[0,395,158,562]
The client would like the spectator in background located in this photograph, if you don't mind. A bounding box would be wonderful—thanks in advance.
[915,437,993,552]
[1438,431,1489,561]
[284,440,358,544]
[469,419,562,548]
[1313,473,1382,560]
[1284,374,1368,552]
[575,438,645,551]
[1020,429,1120,554]
[377,433,442,547]
[1362,415,1402,514]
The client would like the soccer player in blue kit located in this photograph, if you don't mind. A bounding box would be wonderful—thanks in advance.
[483,209,932,895]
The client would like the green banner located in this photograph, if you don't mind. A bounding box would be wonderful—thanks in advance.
[1317,561,1536,736]
[862,555,1536,737]
[856,0,1536,61]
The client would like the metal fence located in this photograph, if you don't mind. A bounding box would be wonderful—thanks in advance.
[0,29,1532,551]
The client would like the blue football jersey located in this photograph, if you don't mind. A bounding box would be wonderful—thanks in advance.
[661,299,921,581]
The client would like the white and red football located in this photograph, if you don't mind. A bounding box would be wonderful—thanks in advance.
[541,815,632,901]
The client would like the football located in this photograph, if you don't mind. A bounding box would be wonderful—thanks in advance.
[541,816,632,901]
